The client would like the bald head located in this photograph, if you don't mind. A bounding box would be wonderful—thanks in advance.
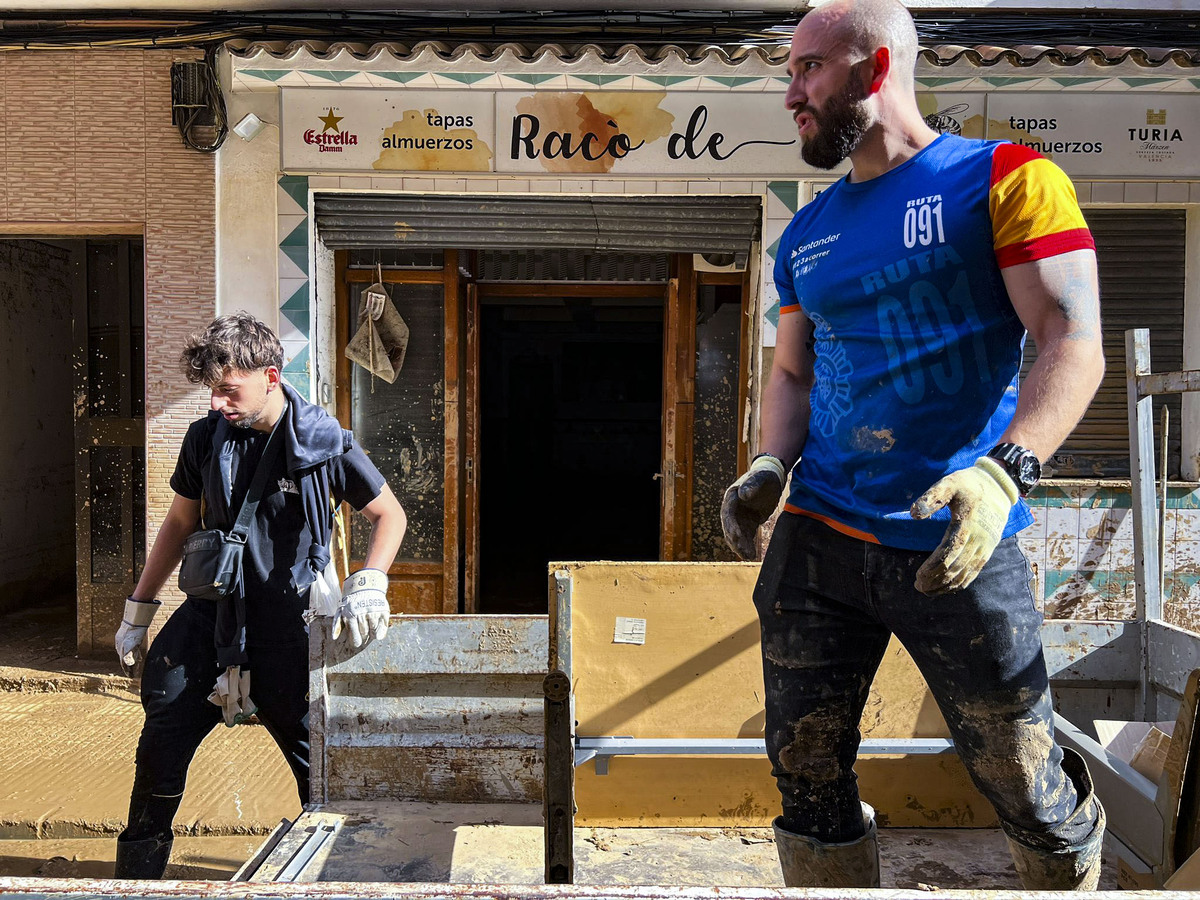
[802,0,920,87]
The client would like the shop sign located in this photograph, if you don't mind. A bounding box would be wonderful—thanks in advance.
[281,88,802,175]
[281,88,1198,179]
[493,91,799,175]
[987,93,1199,178]
[282,90,497,172]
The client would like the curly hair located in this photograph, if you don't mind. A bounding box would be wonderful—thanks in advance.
[180,313,284,385]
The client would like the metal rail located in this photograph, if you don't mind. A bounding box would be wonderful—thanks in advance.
[0,879,1163,900]
[576,737,955,774]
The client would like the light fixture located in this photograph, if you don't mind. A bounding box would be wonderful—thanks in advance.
[233,112,266,142]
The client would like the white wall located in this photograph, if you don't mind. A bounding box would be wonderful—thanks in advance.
[216,88,283,329]
[1183,206,1200,481]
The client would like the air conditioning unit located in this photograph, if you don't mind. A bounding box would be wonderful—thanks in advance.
[693,252,746,274]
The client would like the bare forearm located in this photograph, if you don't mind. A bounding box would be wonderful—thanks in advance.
[363,516,405,571]
[760,366,811,468]
[361,486,407,571]
[1003,338,1104,461]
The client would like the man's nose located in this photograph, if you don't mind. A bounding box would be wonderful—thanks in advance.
[211,393,227,412]
[784,77,806,112]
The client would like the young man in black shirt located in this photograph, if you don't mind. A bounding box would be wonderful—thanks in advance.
[113,313,406,878]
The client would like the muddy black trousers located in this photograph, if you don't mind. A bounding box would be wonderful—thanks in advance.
[119,602,310,847]
[754,513,1101,851]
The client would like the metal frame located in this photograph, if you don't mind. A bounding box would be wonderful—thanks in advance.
[576,737,955,774]
[0,879,1158,900]
[541,563,1156,886]
[1126,328,1200,719]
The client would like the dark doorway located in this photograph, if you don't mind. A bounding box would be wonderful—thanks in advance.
[0,241,77,619]
[0,238,145,656]
[478,296,663,614]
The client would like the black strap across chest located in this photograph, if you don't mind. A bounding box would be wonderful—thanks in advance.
[224,424,283,541]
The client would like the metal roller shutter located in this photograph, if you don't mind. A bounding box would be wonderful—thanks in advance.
[314,194,762,267]
[1027,208,1186,479]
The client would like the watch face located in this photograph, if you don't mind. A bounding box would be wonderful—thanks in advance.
[1016,454,1041,492]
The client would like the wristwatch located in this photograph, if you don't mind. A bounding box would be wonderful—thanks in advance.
[985,443,1042,496]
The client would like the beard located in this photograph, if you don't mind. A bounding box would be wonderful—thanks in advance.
[799,74,871,170]
[227,403,266,429]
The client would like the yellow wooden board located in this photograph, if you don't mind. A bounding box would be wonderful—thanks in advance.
[564,561,992,826]
[574,755,997,828]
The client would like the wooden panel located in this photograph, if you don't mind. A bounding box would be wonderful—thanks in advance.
[386,578,442,616]
[574,755,995,828]
[443,250,461,614]
[337,251,464,612]
[675,257,697,559]
[565,561,1001,826]
[737,266,753,474]
[659,277,685,560]
[326,747,541,803]
[464,282,481,613]
[658,259,697,561]
[570,561,950,741]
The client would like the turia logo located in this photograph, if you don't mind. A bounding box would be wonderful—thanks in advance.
[1129,108,1182,143]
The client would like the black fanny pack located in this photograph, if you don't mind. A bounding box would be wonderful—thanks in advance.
[178,423,281,601]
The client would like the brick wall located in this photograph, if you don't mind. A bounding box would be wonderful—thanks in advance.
[0,50,216,645]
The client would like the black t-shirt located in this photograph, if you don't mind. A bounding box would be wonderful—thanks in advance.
[170,414,385,646]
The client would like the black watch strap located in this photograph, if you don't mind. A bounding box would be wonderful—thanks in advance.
[985,443,1041,495]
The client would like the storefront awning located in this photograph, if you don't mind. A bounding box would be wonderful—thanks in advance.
[314,194,762,267]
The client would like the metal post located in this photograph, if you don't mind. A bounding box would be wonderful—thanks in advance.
[1128,328,1162,718]
[544,568,575,884]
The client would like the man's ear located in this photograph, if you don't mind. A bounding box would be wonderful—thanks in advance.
[868,46,890,94]
[264,365,282,391]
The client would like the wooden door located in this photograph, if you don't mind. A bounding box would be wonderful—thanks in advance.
[463,281,481,613]
[335,251,461,614]
[659,257,697,560]
[73,239,146,655]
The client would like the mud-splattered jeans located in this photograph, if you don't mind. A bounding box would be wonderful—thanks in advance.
[119,600,309,845]
[754,512,1100,851]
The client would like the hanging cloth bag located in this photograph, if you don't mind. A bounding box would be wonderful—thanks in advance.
[345,264,410,387]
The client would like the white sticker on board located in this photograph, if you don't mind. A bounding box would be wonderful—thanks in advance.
[614,617,647,645]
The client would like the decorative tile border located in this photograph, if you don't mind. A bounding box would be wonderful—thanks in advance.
[235,64,1200,94]
[277,174,312,400]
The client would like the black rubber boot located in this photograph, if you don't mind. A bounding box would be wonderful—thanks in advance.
[114,836,174,879]
[773,802,881,888]
[1004,748,1106,890]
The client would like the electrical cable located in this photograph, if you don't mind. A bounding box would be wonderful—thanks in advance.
[177,45,228,153]
[0,10,1195,55]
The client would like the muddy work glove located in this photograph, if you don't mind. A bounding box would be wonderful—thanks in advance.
[721,454,787,560]
[333,569,390,648]
[911,457,1019,596]
[208,666,256,727]
[115,596,160,672]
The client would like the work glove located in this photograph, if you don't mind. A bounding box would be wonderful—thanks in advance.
[115,596,160,672]
[911,457,1020,596]
[333,568,390,648]
[720,454,787,560]
[208,666,256,727]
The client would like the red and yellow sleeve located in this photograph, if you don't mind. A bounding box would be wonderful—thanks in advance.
[989,143,1094,268]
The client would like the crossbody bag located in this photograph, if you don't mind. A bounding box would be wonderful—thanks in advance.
[178,423,282,601]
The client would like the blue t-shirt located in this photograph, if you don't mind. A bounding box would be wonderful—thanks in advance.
[773,133,1092,550]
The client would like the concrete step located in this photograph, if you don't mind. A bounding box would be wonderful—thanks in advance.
[0,689,299,840]
[0,835,266,880]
